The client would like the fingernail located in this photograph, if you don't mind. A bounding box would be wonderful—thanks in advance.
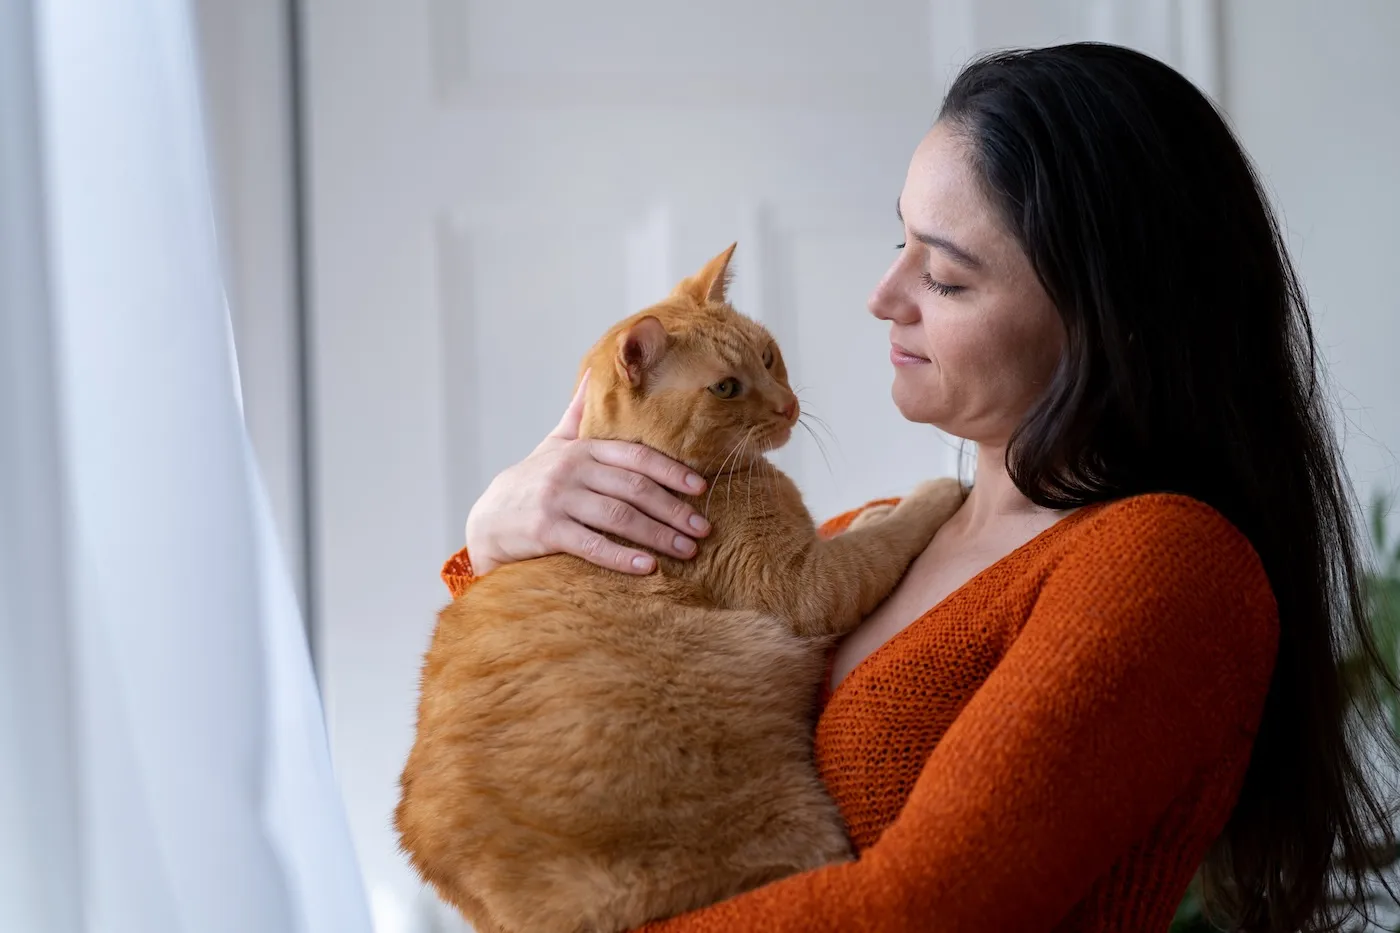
[674,535,695,555]
[686,473,705,491]
[688,514,710,534]
[632,555,654,572]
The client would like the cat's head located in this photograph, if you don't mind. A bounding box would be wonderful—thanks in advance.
[579,244,799,475]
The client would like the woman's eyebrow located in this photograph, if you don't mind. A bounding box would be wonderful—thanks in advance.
[897,198,985,271]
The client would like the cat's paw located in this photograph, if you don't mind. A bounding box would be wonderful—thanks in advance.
[891,477,966,529]
[844,502,897,532]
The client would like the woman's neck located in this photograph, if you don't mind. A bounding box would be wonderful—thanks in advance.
[953,443,1070,536]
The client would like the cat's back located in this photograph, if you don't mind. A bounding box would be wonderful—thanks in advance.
[421,554,672,698]
[434,551,705,645]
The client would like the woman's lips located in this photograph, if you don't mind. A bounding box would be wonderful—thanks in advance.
[890,342,931,366]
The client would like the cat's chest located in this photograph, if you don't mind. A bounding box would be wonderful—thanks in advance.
[812,574,1043,851]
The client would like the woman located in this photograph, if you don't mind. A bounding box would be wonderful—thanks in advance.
[446,44,1395,931]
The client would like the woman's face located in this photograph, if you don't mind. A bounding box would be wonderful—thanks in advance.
[869,121,1064,447]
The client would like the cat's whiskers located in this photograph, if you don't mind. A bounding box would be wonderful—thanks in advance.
[704,428,753,518]
[746,450,754,514]
[744,445,767,515]
[697,429,747,489]
[790,394,839,478]
[798,419,835,477]
[726,426,758,509]
[801,412,838,446]
[794,397,839,449]
[754,452,776,514]
[697,447,727,482]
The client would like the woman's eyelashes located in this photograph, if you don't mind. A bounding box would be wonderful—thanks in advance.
[919,272,964,297]
[894,243,965,297]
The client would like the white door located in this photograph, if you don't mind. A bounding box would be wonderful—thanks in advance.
[301,0,1220,923]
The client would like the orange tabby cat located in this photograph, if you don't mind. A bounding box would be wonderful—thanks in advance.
[396,244,964,933]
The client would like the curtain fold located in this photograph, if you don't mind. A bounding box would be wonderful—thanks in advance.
[0,0,83,929]
[0,1,373,930]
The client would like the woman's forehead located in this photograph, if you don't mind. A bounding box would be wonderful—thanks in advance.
[902,125,1026,279]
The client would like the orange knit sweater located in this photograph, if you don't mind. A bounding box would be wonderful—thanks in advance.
[439,493,1278,932]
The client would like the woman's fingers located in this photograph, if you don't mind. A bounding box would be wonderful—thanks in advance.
[587,439,706,497]
[583,463,710,538]
[548,516,658,575]
[565,490,699,560]
[467,382,715,576]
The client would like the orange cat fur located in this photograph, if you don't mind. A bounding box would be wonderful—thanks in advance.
[395,245,965,933]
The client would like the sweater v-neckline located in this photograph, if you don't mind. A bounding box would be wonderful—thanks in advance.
[826,503,1102,706]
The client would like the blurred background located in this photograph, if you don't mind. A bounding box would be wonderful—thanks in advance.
[6,1,1394,931]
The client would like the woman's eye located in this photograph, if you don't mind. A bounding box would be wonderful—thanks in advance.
[709,378,742,400]
[762,346,775,369]
[895,241,906,249]
[920,272,964,298]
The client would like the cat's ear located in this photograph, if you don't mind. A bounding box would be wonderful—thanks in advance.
[615,315,669,388]
[672,243,736,305]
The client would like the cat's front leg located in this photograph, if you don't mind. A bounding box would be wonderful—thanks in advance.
[769,479,965,638]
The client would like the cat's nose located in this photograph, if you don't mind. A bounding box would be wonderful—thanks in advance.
[775,396,799,423]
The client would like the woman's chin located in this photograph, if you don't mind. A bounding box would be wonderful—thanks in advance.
[890,380,941,426]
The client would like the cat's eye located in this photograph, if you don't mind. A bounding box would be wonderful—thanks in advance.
[762,345,775,369]
[709,378,742,400]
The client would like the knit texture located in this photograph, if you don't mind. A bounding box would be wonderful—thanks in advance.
[439,493,1278,932]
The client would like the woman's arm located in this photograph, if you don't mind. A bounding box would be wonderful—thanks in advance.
[638,497,1279,932]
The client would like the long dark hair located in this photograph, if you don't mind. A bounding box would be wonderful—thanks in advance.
[939,43,1397,932]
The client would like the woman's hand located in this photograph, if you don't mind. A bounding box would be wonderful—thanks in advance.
[464,371,711,575]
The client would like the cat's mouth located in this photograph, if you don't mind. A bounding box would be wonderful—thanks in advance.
[710,421,794,471]
[757,423,794,451]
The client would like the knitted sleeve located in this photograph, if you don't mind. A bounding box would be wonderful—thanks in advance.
[637,498,1279,932]
[441,548,475,599]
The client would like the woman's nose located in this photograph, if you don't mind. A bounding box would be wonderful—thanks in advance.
[868,265,919,325]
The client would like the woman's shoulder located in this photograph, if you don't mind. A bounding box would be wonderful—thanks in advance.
[1021,493,1280,713]
[1056,491,1279,628]
[1068,492,1262,564]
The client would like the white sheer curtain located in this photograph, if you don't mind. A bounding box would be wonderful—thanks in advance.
[0,1,373,931]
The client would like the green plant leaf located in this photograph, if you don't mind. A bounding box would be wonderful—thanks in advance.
[1371,490,1392,550]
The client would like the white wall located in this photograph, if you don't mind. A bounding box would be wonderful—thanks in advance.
[1223,0,1400,512]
